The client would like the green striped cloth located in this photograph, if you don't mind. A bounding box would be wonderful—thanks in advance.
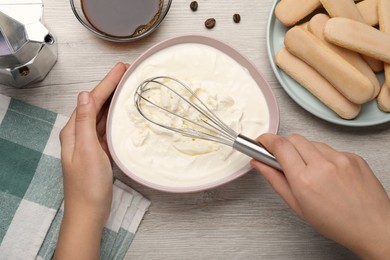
[0,94,150,259]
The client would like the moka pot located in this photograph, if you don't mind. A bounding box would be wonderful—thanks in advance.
[0,0,57,88]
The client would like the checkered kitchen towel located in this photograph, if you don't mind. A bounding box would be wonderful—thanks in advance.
[0,94,150,259]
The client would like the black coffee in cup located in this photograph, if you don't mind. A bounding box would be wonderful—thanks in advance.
[81,0,162,38]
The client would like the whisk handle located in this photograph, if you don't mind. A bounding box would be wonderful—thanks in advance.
[233,134,282,172]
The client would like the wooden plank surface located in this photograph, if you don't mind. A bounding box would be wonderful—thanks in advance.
[1,0,389,259]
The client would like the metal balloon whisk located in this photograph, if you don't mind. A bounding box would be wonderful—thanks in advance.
[134,76,281,171]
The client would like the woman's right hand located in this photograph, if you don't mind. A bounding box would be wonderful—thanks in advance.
[251,133,390,259]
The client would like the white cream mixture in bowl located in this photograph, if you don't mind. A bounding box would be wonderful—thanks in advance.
[107,35,279,193]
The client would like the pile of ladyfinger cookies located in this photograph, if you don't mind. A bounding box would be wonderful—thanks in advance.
[275,0,390,120]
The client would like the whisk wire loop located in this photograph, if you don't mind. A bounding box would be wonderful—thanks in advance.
[134,76,237,145]
[160,76,236,138]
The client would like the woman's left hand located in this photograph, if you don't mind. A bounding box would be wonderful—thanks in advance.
[55,62,128,260]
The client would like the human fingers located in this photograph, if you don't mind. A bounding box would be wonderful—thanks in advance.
[59,107,78,163]
[96,107,108,138]
[59,117,75,164]
[287,134,328,166]
[312,141,370,169]
[251,159,304,218]
[256,133,306,179]
[74,92,100,154]
[311,141,344,160]
[96,108,111,157]
[91,62,127,111]
[94,63,130,136]
[312,142,369,179]
[96,94,111,122]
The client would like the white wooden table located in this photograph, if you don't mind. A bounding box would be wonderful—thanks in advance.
[1,0,389,259]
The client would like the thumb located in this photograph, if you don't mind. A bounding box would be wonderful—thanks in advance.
[75,91,99,152]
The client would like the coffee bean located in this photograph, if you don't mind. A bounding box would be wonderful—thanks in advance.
[190,1,198,11]
[205,18,216,29]
[233,14,241,23]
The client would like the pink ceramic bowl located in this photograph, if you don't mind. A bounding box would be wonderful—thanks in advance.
[107,35,279,193]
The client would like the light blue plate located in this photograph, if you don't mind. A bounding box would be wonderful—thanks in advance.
[266,0,390,127]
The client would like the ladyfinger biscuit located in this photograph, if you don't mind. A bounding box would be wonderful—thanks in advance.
[320,0,365,21]
[276,48,361,119]
[357,0,378,26]
[324,17,390,64]
[320,0,383,73]
[378,0,390,32]
[377,83,390,112]
[275,0,321,27]
[285,26,375,104]
[378,0,390,89]
[362,52,384,73]
[308,13,380,99]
